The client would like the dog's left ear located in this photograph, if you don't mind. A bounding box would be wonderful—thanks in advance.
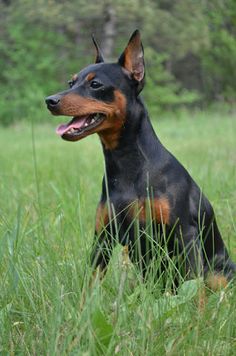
[118,30,145,92]
[92,35,104,63]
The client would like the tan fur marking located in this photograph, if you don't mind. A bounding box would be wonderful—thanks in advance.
[206,274,228,291]
[138,200,146,222]
[59,94,115,117]
[129,198,170,225]
[95,203,109,233]
[86,72,96,82]
[98,90,126,149]
[59,90,126,150]
[150,198,170,225]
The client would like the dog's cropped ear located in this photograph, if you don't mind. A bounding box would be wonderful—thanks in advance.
[118,30,145,91]
[92,35,104,64]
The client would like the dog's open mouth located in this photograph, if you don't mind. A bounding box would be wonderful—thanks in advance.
[56,113,105,141]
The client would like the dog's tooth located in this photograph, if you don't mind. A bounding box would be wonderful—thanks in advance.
[91,118,95,124]
[85,122,88,127]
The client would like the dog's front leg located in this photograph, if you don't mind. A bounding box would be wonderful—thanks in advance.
[90,228,116,279]
[80,228,115,310]
[90,201,116,278]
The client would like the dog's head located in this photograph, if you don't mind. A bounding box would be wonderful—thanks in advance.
[45,30,145,149]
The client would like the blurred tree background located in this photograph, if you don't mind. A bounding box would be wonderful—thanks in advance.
[0,0,236,125]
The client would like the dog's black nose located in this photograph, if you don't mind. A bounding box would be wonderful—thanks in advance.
[45,95,61,110]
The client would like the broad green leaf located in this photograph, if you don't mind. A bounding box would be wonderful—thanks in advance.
[91,308,113,350]
[178,279,200,301]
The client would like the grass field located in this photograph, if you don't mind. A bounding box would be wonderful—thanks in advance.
[0,111,236,355]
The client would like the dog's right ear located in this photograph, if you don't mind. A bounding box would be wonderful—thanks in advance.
[92,35,104,64]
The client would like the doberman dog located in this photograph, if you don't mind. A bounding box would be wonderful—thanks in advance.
[46,30,235,289]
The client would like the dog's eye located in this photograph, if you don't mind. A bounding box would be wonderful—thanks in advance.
[90,80,103,89]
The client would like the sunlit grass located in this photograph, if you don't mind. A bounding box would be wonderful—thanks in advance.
[0,111,236,354]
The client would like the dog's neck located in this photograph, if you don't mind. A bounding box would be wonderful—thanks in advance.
[101,98,163,181]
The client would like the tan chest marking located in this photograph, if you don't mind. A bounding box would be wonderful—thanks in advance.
[129,197,170,225]
[95,203,109,233]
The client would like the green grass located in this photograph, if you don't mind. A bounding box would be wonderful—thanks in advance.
[0,111,236,354]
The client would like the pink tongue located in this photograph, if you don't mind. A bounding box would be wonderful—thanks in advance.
[56,116,87,136]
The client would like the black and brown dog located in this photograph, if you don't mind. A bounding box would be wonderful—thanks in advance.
[46,30,235,289]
